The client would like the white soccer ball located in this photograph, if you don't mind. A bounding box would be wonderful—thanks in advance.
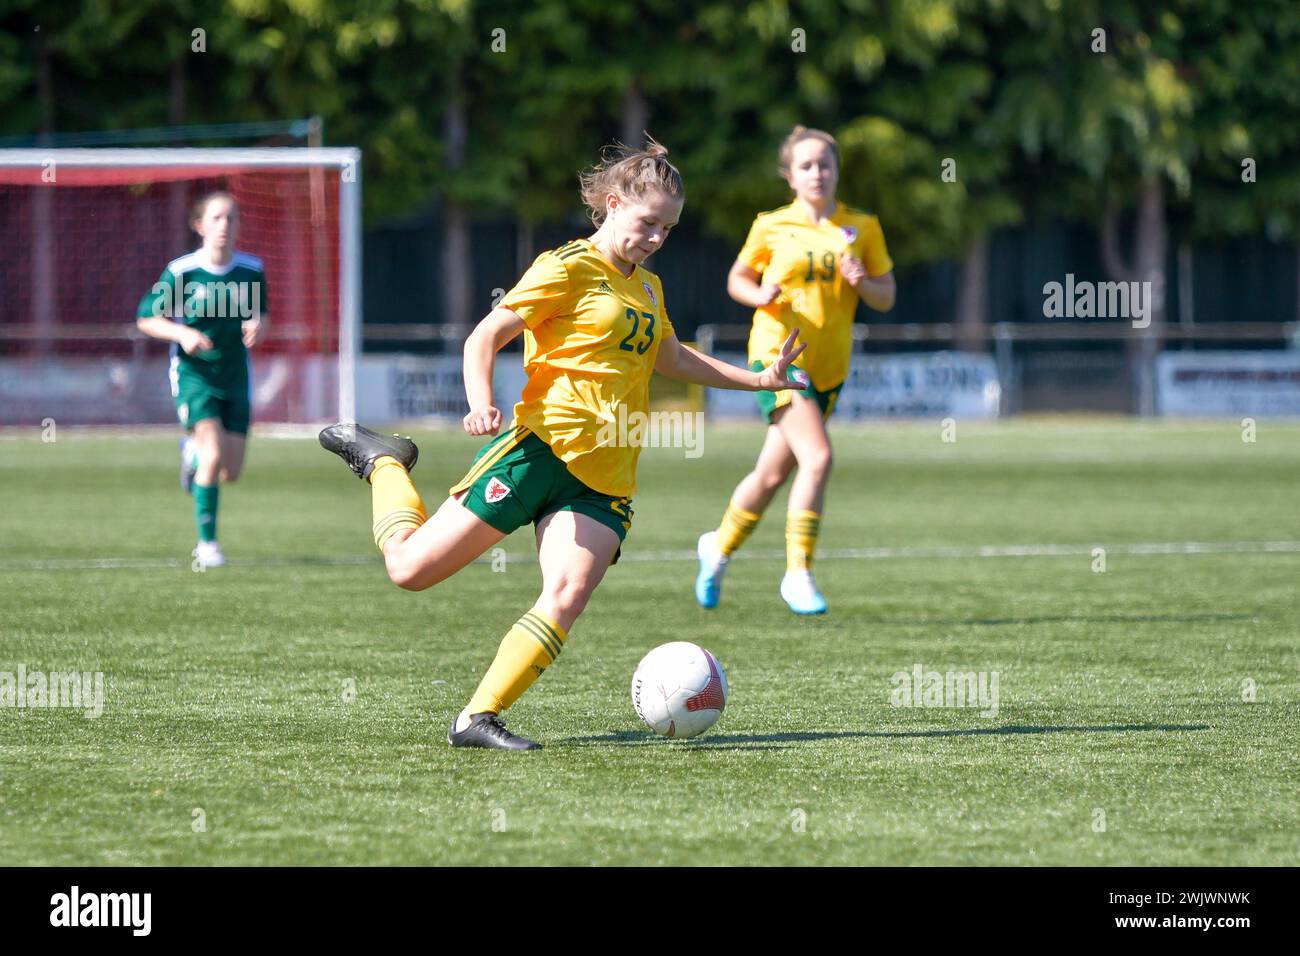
[631,641,729,739]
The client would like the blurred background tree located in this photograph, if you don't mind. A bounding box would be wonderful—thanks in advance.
[2,0,1297,329]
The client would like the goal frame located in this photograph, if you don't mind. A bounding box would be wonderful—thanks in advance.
[0,147,363,423]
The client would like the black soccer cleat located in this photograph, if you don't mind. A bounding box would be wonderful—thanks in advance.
[318,422,419,480]
[447,712,542,751]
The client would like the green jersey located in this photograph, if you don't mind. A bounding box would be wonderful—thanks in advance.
[137,250,269,396]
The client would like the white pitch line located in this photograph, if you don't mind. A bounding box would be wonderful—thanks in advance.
[614,540,1300,563]
[1,541,1298,572]
[0,555,378,571]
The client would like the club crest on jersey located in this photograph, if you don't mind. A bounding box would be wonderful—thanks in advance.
[642,281,656,307]
[840,226,858,244]
[484,477,512,503]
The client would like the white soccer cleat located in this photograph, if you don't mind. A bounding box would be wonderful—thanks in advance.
[694,531,729,609]
[194,540,227,568]
[780,569,826,615]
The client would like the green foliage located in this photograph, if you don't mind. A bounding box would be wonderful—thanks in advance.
[1,0,1298,248]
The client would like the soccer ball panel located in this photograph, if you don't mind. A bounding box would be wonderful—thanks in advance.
[631,672,671,733]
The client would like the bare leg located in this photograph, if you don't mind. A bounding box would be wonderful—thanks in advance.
[450,510,621,743]
[698,413,800,605]
[191,417,224,486]
[219,431,247,483]
[729,423,798,514]
[533,510,622,632]
[381,492,507,591]
[773,394,833,514]
[770,394,832,611]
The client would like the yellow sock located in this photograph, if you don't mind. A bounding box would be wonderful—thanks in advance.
[370,456,427,551]
[466,609,568,715]
[786,509,821,571]
[716,502,762,556]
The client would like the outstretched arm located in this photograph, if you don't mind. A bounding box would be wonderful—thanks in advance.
[655,329,808,391]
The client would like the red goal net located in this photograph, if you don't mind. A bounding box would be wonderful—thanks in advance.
[0,149,360,427]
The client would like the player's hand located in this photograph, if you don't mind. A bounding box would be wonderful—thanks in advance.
[181,327,214,355]
[464,405,502,437]
[755,329,809,391]
[839,252,866,288]
[241,318,263,348]
[754,282,783,307]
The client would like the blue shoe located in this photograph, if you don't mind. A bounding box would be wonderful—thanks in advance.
[780,570,827,615]
[179,437,197,495]
[695,531,728,609]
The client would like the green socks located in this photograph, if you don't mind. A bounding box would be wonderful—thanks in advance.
[193,482,220,542]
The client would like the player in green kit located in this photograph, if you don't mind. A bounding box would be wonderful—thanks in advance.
[135,192,268,567]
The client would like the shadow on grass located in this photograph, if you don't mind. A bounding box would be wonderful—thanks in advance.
[561,723,1211,751]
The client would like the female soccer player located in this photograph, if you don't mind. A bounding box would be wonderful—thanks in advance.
[694,126,896,615]
[136,192,268,567]
[320,141,806,750]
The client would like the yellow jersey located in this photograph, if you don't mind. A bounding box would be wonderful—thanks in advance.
[499,238,674,498]
[737,200,892,391]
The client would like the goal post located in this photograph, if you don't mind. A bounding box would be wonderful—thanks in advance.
[0,147,362,427]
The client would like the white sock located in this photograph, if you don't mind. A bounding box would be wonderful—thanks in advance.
[454,707,473,733]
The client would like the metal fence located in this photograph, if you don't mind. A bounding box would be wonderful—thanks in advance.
[695,322,1300,416]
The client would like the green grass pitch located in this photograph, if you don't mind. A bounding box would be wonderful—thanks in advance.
[1,419,1297,865]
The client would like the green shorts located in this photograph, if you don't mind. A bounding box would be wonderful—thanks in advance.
[173,367,250,435]
[449,426,633,555]
[751,361,842,424]
[174,387,250,434]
